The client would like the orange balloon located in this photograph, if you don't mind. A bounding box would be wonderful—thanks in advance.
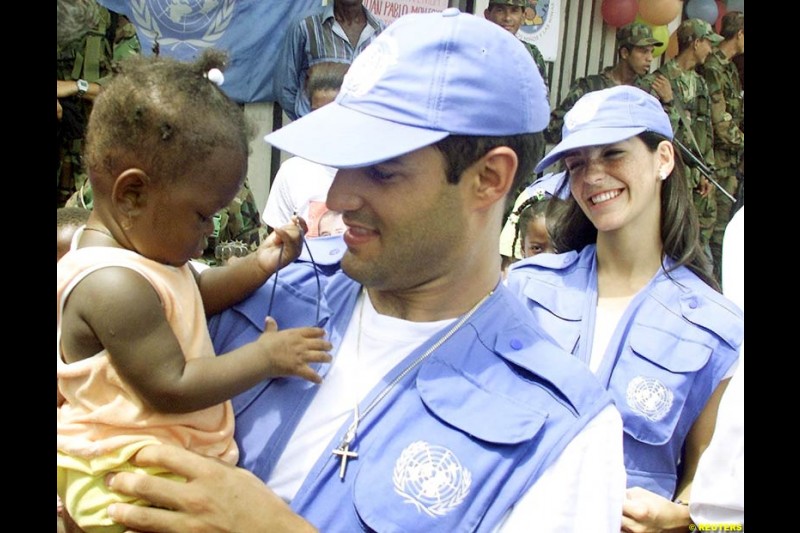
[665,30,679,59]
[638,0,683,26]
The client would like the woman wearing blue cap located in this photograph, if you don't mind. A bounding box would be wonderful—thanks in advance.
[507,85,743,531]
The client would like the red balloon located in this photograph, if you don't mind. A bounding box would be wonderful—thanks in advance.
[601,0,638,27]
[714,0,727,32]
[638,0,683,26]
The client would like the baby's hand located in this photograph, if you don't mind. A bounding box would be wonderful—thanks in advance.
[259,317,332,383]
[255,217,308,274]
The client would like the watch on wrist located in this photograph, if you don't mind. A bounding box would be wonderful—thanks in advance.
[76,79,90,97]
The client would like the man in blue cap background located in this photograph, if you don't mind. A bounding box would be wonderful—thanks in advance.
[104,10,625,532]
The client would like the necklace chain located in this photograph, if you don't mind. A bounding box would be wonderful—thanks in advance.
[82,226,114,238]
[331,287,494,479]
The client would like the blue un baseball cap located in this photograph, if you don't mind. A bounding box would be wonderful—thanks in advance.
[535,85,674,173]
[265,8,550,169]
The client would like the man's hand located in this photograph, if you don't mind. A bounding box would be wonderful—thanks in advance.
[696,177,712,198]
[107,444,317,533]
[651,75,673,104]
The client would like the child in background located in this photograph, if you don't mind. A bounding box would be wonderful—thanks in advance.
[57,206,90,261]
[499,171,568,275]
[511,188,567,258]
[57,50,332,533]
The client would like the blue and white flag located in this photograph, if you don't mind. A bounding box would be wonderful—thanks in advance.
[98,0,321,103]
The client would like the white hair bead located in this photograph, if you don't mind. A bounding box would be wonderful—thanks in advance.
[205,68,224,86]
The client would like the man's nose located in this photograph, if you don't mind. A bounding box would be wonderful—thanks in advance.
[326,168,362,213]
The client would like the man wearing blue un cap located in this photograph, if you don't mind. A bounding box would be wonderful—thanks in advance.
[106,10,624,532]
[508,85,742,531]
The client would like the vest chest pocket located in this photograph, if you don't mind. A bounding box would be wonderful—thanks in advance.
[521,276,582,353]
[611,324,712,445]
[351,357,549,532]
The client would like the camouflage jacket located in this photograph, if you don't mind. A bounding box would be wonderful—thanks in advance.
[57,8,141,99]
[698,48,744,172]
[56,4,115,88]
[206,179,266,266]
[639,60,715,187]
[57,5,141,200]
[544,67,618,144]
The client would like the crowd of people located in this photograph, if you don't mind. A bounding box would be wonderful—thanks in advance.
[58,2,744,532]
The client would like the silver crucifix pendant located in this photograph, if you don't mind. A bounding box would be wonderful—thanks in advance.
[332,442,358,479]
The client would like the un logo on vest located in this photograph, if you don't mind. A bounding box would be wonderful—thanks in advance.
[626,376,673,422]
[392,441,471,518]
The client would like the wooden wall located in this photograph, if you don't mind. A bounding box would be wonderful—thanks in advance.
[548,0,617,107]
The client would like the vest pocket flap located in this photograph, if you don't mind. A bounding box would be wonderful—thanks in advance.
[418,358,547,445]
[629,325,712,373]
[521,276,583,320]
[679,293,744,350]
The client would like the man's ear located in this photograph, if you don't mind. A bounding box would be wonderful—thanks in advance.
[472,146,518,210]
[111,168,150,229]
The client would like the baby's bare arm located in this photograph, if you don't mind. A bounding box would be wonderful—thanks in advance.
[198,220,307,316]
[63,267,331,414]
[251,317,333,383]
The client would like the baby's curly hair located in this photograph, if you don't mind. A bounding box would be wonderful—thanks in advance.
[85,49,252,189]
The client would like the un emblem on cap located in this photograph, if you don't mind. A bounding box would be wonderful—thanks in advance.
[341,37,398,98]
[564,90,604,131]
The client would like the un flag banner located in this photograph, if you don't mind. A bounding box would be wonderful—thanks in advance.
[99,0,320,103]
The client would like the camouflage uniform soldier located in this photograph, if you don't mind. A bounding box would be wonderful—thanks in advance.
[699,11,744,282]
[544,22,662,146]
[56,2,140,207]
[639,19,723,262]
[112,16,142,61]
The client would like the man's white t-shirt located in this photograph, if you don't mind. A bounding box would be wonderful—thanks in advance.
[267,290,625,532]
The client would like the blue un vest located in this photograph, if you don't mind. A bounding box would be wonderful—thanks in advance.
[209,263,613,532]
[506,245,742,498]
